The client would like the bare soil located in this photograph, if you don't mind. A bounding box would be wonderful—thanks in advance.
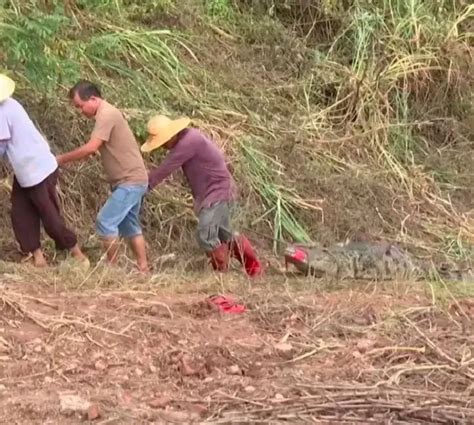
[0,272,473,424]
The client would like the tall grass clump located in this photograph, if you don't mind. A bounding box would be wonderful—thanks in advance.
[237,0,473,253]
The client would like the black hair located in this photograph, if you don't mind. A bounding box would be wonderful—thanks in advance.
[68,80,102,100]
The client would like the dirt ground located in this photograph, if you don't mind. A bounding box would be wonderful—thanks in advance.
[0,266,473,424]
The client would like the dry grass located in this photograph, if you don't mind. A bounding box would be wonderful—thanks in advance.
[1,269,473,423]
[0,0,473,266]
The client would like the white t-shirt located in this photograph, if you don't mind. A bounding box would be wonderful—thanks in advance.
[0,97,57,187]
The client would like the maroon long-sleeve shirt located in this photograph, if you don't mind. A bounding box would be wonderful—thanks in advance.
[148,128,237,213]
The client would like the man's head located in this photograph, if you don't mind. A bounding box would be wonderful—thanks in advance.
[69,80,102,118]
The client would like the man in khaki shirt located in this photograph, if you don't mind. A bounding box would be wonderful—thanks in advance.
[56,80,149,272]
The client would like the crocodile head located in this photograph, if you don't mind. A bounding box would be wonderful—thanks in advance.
[284,245,309,273]
[285,244,339,277]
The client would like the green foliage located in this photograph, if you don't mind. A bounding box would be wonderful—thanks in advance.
[0,3,191,102]
[205,0,234,20]
[0,12,80,90]
[240,139,313,248]
[83,27,188,95]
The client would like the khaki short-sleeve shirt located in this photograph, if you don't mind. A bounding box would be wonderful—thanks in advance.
[92,101,148,188]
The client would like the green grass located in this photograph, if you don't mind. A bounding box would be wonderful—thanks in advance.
[239,139,314,250]
[205,0,234,20]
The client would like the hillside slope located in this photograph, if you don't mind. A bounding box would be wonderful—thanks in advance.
[0,0,473,263]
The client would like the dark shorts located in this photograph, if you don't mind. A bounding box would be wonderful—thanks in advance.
[196,201,235,252]
[11,168,78,253]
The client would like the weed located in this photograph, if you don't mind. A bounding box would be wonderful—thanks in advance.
[205,0,234,20]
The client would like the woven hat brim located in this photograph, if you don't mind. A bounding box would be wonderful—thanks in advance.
[141,117,191,153]
[0,74,15,103]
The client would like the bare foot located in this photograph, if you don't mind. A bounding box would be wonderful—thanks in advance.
[137,264,150,275]
[69,244,88,261]
[34,258,48,267]
[32,249,48,268]
[127,235,148,271]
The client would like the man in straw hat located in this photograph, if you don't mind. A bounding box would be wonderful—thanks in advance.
[0,74,88,267]
[144,114,263,277]
[56,80,149,273]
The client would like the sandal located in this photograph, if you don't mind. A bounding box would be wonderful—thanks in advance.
[207,294,246,314]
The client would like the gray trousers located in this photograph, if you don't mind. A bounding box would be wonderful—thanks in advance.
[197,201,235,252]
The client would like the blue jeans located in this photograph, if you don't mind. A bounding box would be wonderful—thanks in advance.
[96,184,148,239]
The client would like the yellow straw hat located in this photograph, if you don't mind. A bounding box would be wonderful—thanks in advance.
[0,74,15,103]
[141,114,191,153]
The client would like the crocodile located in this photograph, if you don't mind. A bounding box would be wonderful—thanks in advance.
[284,240,473,282]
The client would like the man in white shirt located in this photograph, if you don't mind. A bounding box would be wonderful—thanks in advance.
[0,74,88,267]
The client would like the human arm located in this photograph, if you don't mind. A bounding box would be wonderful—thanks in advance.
[57,108,114,166]
[148,142,196,190]
[56,138,104,166]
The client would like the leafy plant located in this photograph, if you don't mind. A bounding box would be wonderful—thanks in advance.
[205,0,234,20]
[0,11,80,90]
